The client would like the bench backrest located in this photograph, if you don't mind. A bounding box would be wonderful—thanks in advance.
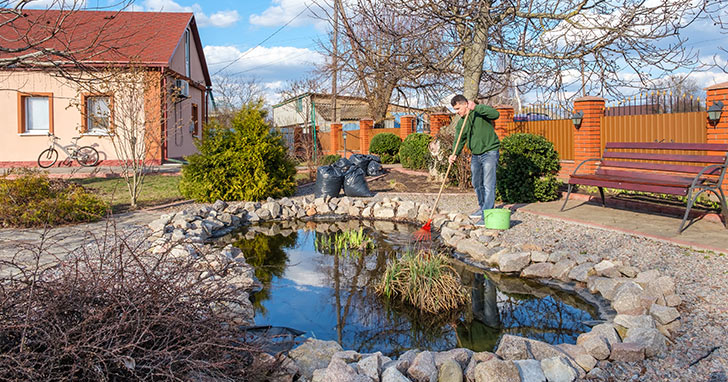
[600,142,728,175]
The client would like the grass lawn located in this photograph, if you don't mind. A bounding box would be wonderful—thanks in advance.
[73,175,183,212]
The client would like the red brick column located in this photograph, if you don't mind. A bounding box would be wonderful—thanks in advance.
[705,82,728,194]
[429,113,451,137]
[494,105,514,139]
[573,96,605,174]
[330,123,342,155]
[359,119,373,154]
[400,115,415,140]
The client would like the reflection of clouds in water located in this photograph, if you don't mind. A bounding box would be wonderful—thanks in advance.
[284,248,328,287]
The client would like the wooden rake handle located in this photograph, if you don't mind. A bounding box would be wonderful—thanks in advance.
[425,110,472,223]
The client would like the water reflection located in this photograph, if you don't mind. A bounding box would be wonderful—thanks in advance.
[217,221,599,356]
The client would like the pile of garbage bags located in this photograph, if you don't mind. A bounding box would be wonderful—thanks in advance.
[315,154,383,198]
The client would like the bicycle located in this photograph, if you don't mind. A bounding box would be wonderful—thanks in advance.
[37,133,100,168]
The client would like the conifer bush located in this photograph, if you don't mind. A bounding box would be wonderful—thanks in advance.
[179,102,297,202]
[398,133,432,170]
[369,132,402,164]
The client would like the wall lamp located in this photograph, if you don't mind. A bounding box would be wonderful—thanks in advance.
[708,100,724,125]
[571,111,584,129]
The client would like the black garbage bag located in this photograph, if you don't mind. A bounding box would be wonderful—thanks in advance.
[349,154,371,174]
[332,157,352,173]
[315,165,343,198]
[367,154,381,163]
[367,160,383,176]
[343,166,372,197]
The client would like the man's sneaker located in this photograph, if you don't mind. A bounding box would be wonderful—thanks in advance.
[469,210,483,219]
[473,219,485,227]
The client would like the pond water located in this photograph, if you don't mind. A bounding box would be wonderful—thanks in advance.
[217,220,600,357]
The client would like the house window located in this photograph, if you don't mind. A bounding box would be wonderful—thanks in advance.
[296,97,303,112]
[18,93,53,134]
[185,28,191,78]
[191,103,199,136]
[84,95,111,134]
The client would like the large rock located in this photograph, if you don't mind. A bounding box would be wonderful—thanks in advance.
[473,359,520,382]
[649,304,680,325]
[396,201,418,220]
[434,348,473,370]
[590,323,622,348]
[530,251,550,263]
[556,343,597,372]
[613,314,656,340]
[495,335,564,361]
[373,204,396,219]
[612,281,650,315]
[593,260,621,278]
[540,357,578,382]
[464,352,496,382]
[609,342,646,362]
[382,367,412,382]
[289,339,344,380]
[567,262,595,282]
[521,263,554,278]
[357,353,383,382]
[438,359,463,382]
[576,333,610,360]
[407,351,437,382]
[623,327,668,358]
[319,358,370,382]
[498,252,531,273]
[551,259,577,281]
[514,359,546,382]
[633,269,660,287]
[456,239,490,262]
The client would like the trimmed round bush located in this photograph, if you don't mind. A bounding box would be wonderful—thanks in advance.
[398,133,432,170]
[0,170,107,228]
[496,133,561,203]
[179,102,297,202]
[369,133,401,164]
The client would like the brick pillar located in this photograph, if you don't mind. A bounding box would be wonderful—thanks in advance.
[573,96,605,174]
[359,119,373,154]
[429,113,451,137]
[705,81,728,194]
[330,123,342,155]
[494,105,514,139]
[400,115,415,140]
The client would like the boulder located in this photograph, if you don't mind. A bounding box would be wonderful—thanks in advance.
[590,323,622,348]
[382,367,412,382]
[434,348,473,370]
[514,359,546,382]
[498,252,531,273]
[464,352,496,382]
[612,282,649,315]
[407,351,437,382]
[623,327,668,358]
[618,265,639,278]
[319,358,370,382]
[649,304,680,325]
[567,262,595,282]
[357,353,383,382]
[289,339,344,380]
[613,314,656,340]
[551,259,577,281]
[576,333,610,360]
[438,359,463,382]
[593,260,621,278]
[495,335,565,361]
[609,342,646,363]
[540,357,578,382]
[473,359,520,382]
[633,269,660,286]
[530,251,550,263]
[521,263,554,279]
[556,343,597,372]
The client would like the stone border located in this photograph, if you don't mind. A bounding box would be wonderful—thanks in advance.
[146,195,681,382]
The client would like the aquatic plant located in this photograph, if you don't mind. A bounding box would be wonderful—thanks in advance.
[315,228,373,258]
[377,250,470,314]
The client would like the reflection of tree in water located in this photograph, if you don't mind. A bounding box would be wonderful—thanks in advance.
[232,231,298,315]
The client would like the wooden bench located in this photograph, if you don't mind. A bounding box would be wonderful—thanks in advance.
[561,142,728,233]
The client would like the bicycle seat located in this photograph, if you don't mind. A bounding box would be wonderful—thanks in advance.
[71,136,81,141]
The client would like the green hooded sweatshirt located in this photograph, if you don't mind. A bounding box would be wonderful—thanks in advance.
[452,104,500,156]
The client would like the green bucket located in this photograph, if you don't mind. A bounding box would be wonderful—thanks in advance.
[483,208,511,230]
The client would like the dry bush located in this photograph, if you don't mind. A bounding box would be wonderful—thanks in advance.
[0,224,280,381]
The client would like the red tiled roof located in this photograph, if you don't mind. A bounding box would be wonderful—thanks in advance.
[0,9,206,80]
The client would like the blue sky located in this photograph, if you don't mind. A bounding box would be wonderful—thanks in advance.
[24,0,728,106]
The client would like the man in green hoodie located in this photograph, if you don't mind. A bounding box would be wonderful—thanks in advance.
[448,95,500,224]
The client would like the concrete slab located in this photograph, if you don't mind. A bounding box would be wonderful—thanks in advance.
[518,198,728,254]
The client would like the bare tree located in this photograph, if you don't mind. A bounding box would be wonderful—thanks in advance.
[211,74,265,127]
[350,0,706,103]
[70,63,170,208]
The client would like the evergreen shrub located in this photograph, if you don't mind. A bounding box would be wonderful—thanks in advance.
[496,133,561,203]
[369,133,401,164]
[321,154,341,166]
[179,102,297,202]
[399,133,432,170]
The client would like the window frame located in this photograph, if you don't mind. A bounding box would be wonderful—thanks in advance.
[81,93,114,135]
[17,92,54,135]
[191,103,199,137]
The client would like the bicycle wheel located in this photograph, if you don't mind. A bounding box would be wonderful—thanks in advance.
[76,146,100,167]
[37,148,59,168]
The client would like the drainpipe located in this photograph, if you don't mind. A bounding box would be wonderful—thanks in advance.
[161,67,168,163]
[311,100,317,161]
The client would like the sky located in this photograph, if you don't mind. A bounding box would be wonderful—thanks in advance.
[21,0,728,107]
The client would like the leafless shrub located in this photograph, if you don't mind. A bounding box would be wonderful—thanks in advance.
[0,224,280,381]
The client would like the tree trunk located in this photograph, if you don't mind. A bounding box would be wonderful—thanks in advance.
[462,22,488,100]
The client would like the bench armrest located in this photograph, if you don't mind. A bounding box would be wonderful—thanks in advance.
[571,158,602,176]
[690,163,728,189]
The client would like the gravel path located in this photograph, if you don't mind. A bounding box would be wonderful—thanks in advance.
[1,190,725,381]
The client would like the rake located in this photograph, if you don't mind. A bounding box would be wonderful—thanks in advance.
[413,110,472,241]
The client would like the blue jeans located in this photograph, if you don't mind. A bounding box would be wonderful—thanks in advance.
[471,150,499,215]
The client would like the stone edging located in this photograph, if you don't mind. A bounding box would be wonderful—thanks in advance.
[146,195,681,382]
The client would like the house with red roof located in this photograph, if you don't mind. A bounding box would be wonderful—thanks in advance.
[0,9,211,166]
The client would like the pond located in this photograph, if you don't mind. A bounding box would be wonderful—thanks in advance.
[216,220,601,357]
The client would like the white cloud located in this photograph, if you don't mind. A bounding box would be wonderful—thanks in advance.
[205,45,324,76]
[249,0,314,27]
[142,0,239,28]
